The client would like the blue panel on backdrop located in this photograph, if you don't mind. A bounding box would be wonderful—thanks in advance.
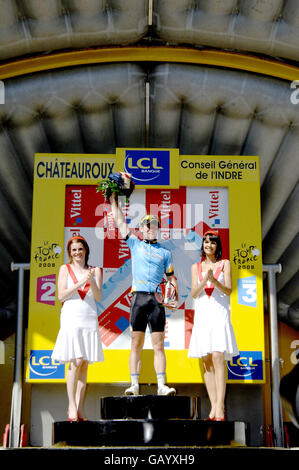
[124,149,170,185]
[227,351,263,380]
[29,350,65,379]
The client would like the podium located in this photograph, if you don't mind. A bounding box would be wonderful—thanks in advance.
[52,395,247,446]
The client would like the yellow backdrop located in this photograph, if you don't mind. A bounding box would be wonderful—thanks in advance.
[26,149,264,384]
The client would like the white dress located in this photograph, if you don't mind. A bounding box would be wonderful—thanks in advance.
[51,265,104,364]
[188,261,239,361]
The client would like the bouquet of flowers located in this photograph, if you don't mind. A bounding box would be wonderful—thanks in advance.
[97,172,135,202]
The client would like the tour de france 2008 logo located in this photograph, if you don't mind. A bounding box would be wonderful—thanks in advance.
[124,149,170,185]
[232,242,260,271]
[233,242,260,308]
[34,240,62,268]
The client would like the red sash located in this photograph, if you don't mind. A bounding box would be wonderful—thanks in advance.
[197,261,224,298]
[66,264,90,301]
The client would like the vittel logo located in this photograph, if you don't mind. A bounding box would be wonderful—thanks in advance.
[118,201,130,258]
[160,191,171,240]
[70,188,82,224]
[209,190,220,227]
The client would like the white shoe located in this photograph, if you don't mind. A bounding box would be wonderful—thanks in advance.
[157,385,176,396]
[124,384,139,396]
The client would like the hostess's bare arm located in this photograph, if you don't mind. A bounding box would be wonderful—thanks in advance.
[190,260,232,299]
[190,263,209,299]
[88,267,102,302]
[58,265,102,303]
[110,192,130,239]
[58,264,88,302]
[207,260,232,296]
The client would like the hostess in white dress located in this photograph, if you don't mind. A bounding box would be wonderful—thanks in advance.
[188,261,239,361]
[51,265,104,364]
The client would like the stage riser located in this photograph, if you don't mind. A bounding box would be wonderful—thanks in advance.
[100,395,197,419]
[53,419,237,447]
[53,396,247,447]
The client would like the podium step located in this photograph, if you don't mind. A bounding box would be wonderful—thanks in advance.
[100,395,196,419]
[53,396,247,447]
[53,418,245,447]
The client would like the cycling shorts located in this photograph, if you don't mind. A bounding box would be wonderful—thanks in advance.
[130,292,166,333]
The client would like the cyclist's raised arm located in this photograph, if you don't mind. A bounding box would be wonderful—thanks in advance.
[111,192,130,239]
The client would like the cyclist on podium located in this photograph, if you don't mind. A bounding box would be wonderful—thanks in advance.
[111,191,178,396]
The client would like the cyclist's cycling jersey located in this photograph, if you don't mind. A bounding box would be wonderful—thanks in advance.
[125,234,174,293]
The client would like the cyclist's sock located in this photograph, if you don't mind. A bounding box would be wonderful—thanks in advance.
[157,372,166,387]
[131,373,139,385]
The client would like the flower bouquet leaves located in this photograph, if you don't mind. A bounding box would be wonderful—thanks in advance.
[97,172,135,202]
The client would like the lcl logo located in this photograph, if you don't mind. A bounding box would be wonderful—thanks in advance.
[124,150,170,185]
[227,351,263,380]
[29,350,65,379]
[126,157,163,170]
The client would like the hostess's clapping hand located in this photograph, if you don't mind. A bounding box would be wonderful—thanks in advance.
[207,269,215,282]
[86,267,95,282]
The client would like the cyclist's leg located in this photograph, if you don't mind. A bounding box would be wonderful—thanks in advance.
[151,331,166,374]
[126,293,147,393]
[148,299,166,373]
[129,330,145,374]
[149,301,175,395]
